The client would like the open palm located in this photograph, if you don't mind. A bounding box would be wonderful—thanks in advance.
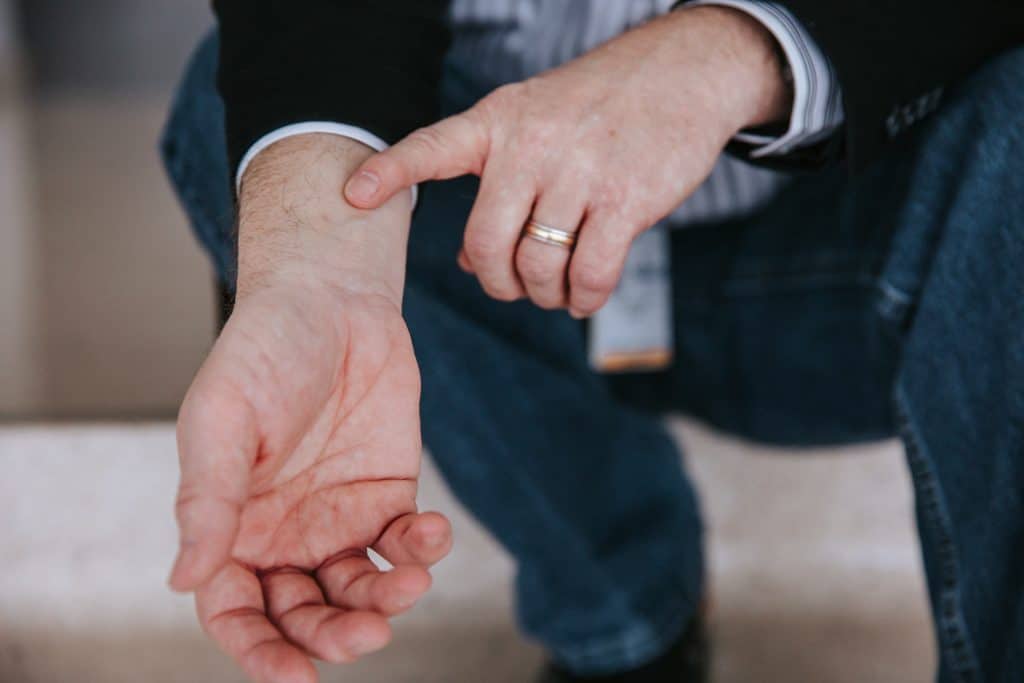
[169,283,452,683]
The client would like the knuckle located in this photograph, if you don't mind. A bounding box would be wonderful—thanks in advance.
[516,249,561,286]
[589,185,630,216]
[570,285,610,315]
[518,123,551,152]
[485,83,524,111]
[463,233,503,263]
[408,125,447,153]
[484,83,554,147]
[403,126,448,162]
[174,487,198,518]
[570,260,616,295]
[173,483,213,528]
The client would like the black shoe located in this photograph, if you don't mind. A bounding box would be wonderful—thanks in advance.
[537,615,709,683]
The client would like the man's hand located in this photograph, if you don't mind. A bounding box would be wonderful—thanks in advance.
[344,6,790,317]
[169,135,451,683]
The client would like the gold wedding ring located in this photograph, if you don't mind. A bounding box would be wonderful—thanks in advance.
[523,219,577,249]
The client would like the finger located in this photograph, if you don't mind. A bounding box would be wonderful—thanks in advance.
[373,511,453,567]
[462,159,535,301]
[197,563,317,683]
[515,181,586,309]
[567,211,634,318]
[317,551,432,617]
[345,112,488,209]
[262,568,392,662]
[457,248,474,274]
[170,381,256,592]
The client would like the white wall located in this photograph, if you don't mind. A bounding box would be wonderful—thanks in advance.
[1,0,217,418]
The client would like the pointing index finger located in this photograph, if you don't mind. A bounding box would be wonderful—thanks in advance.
[344,111,489,208]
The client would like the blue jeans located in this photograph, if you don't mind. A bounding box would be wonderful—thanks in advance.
[162,35,1024,682]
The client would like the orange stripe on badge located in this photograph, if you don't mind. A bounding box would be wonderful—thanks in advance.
[594,348,673,373]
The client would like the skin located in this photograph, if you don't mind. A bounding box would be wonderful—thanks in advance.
[170,137,451,683]
[345,6,791,316]
[170,7,788,683]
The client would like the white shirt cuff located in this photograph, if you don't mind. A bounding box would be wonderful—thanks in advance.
[235,121,417,207]
[684,0,845,158]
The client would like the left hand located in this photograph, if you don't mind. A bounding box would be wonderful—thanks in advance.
[169,136,452,683]
[345,5,791,317]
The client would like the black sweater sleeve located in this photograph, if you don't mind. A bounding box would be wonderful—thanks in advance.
[212,0,452,175]
[776,0,1024,168]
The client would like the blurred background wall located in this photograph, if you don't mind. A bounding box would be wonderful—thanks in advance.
[0,0,216,419]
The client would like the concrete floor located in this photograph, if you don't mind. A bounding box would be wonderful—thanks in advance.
[0,420,935,683]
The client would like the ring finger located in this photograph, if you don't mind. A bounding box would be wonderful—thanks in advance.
[515,182,586,309]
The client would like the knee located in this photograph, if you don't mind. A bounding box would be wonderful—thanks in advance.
[901,46,1024,246]
[935,47,1024,159]
[887,50,1024,356]
[962,46,1024,110]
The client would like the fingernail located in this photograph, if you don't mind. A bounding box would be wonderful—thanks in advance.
[345,171,380,203]
[569,308,586,319]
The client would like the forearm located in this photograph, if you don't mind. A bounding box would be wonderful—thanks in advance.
[558,4,792,150]
[237,134,413,304]
[669,5,792,131]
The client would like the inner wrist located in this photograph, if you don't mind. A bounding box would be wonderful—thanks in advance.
[236,133,411,304]
[235,223,406,306]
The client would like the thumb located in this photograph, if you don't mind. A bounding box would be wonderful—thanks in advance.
[169,385,256,592]
[344,111,488,209]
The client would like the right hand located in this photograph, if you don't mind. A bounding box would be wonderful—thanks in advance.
[168,135,451,683]
[345,6,790,317]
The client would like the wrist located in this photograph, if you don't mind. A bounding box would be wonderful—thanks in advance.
[236,133,411,306]
[669,5,793,138]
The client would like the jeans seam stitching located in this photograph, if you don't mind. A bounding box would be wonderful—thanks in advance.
[895,384,982,682]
